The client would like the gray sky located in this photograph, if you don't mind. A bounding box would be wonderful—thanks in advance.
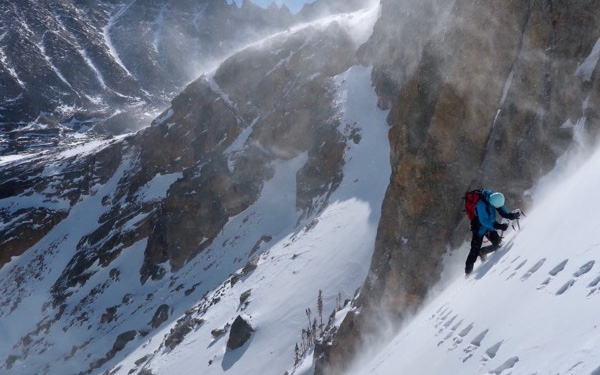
[229,0,317,13]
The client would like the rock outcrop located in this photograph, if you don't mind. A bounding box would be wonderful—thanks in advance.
[226,315,254,350]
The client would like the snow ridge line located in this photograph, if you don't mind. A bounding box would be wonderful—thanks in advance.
[102,0,137,79]
[36,33,74,91]
[79,48,108,89]
[576,36,600,82]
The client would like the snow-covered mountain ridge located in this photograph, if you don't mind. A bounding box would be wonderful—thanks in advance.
[0,4,384,374]
[351,146,600,375]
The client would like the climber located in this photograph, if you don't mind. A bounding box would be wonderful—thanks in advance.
[464,189,521,275]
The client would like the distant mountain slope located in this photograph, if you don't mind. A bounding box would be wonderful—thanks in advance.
[0,0,295,152]
[0,0,368,154]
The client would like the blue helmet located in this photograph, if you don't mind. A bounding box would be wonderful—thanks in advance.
[489,192,505,208]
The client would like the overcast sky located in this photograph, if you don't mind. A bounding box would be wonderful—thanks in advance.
[228,0,317,13]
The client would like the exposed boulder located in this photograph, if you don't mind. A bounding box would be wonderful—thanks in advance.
[226,315,255,350]
[211,326,228,339]
[90,330,137,371]
[239,290,252,307]
[100,306,118,324]
[112,331,137,353]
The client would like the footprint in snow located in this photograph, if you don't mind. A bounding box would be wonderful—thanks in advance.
[436,314,457,335]
[556,260,595,295]
[506,259,528,280]
[479,340,503,371]
[489,356,519,374]
[434,308,453,328]
[430,304,450,319]
[499,256,521,276]
[435,313,455,345]
[549,259,569,276]
[521,258,546,281]
[462,329,488,362]
[537,259,568,290]
[575,261,596,277]
[438,334,450,347]
[449,323,473,351]
[437,319,463,346]
[451,319,463,332]
[587,273,600,297]
[483,340,503,360]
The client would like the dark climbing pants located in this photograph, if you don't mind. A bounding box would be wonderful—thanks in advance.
[465,226,501,274]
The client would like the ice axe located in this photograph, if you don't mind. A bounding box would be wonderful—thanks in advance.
[511,210,526,231]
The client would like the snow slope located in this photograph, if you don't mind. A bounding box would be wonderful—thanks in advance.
[107,65,389,375]
[351,146,600,375]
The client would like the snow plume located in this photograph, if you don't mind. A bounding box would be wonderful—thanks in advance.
[196,0,379,79]
[525,114,598,205]
[332,1,380,47]
[357,0,455,88]
[228,0,315,14]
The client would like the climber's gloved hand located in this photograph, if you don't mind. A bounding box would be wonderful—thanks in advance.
[509,209,522,220]
[494,222,509,231]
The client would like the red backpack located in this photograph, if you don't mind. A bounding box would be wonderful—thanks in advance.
[463,189,482,221]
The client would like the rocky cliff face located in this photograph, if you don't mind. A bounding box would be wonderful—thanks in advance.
[326,0,600,372]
